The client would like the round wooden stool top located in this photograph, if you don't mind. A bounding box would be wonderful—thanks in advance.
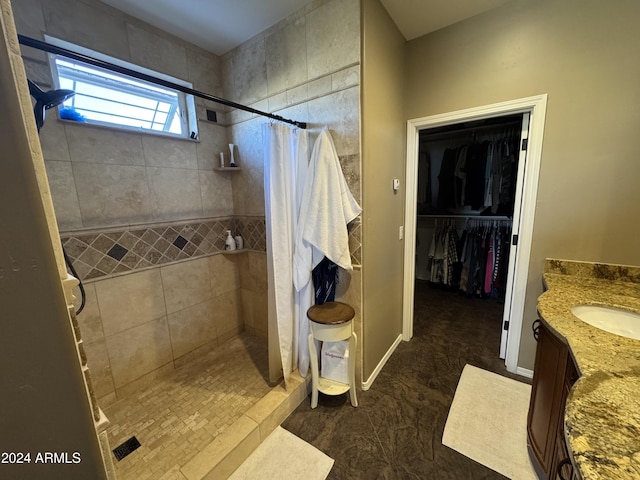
[307,301,355,325]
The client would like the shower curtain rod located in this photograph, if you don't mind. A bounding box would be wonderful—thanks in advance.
[18,34,308,130]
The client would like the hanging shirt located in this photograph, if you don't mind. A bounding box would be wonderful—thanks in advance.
[464,142,488,210]
[484,142,495,208]
[454,145,468,208]
[312,257,339,304]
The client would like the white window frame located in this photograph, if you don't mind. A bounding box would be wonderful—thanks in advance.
[45,35,198,140]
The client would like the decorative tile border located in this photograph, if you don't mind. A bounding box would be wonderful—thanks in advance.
[62,215,362,282]
[236,217,268,253]
[61,217,265,282]
[348,218,361,266]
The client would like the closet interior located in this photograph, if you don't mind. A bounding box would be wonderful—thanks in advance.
[415,114,525,355]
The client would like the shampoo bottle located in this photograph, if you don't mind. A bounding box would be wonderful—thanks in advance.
[234,234,243,250]
[225,230,236,251]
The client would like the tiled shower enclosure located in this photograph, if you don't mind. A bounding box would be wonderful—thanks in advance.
[13,0,363,475]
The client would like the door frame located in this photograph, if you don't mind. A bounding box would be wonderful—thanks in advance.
[402,94,547,374]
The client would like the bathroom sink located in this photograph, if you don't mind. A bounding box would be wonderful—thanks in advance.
[571,305,640,340]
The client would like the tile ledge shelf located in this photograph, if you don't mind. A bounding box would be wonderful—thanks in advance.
[222,249,248,255]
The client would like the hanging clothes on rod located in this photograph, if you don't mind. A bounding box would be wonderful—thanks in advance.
[426,218,511,301]
[426,218,460,287]
[435,129,519,215]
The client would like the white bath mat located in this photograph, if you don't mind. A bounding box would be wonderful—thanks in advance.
[442,364,538,480]
[228,426,334,480]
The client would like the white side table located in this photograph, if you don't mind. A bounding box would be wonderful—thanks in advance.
[307,302,358,409]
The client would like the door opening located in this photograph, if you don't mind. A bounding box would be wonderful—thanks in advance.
[403,95,547,376]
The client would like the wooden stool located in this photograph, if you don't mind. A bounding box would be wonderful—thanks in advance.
[307,301,358,408]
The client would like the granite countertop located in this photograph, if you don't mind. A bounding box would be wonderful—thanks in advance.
[538,259,640,479]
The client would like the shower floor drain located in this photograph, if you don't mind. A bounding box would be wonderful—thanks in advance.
[112,436,141,461]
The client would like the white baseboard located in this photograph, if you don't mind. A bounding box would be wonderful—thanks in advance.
[516,367,534,379]
[361,334,403,391]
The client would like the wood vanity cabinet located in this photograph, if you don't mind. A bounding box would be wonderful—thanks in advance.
[527,320,580,480]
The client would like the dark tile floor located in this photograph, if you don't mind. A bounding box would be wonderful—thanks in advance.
[282,280,531,480]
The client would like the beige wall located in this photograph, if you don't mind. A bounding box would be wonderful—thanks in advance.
[405,0,640,370]
[361,0,406,380]
[1,2,107,477]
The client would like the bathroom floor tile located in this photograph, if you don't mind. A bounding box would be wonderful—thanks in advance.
[103,333,271,479]
[282,281,529,479]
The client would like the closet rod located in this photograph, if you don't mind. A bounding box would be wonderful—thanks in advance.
[18,34,308,130]
[420,120,521,142]
[418,214,511,220]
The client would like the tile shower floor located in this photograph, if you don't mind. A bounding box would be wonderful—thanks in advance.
[103,333,272,480]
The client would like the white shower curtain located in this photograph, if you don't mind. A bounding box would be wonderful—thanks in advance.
[263,123,312,381]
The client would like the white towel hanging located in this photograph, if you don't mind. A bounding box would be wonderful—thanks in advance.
[293,127,362,291]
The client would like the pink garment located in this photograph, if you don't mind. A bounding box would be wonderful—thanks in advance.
[484,231,495,294]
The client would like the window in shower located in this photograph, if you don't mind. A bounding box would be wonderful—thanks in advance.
[46,35,198,140]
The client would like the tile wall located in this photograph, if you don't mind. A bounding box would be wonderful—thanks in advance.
[14,0,230,232]
[13,0,365,397]
[219,0,364,381]
[76,252,244,405]
[11,0,242,404]
[222,0,362,217]
[63,217,271,405]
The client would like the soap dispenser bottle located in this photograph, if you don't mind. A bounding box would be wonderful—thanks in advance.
[225,230,236,251]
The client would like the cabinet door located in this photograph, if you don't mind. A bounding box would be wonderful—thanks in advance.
[553,429,573,480]
[554,357,580,480]
[527,323,569,478]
